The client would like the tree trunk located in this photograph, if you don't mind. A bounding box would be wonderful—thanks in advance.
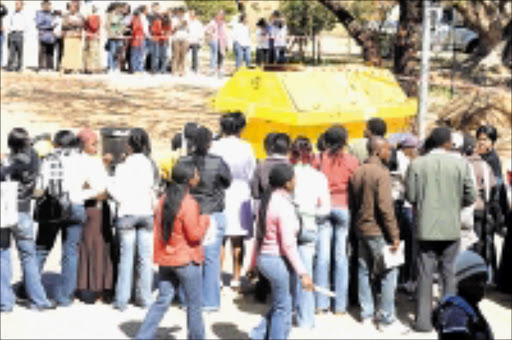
[393,0,423,96]
[317,0,381,65]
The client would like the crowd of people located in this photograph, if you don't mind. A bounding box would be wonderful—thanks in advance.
[1,112,510,340]
[0,1,289,77]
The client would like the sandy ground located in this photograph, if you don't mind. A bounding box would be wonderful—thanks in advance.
[1,71,511,339]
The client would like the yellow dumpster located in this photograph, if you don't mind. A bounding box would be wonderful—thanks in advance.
[212,65,417,159]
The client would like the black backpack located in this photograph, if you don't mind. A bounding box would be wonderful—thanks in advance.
[33,151,73,224]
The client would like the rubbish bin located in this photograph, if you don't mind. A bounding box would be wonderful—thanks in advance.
[100,127,131,173]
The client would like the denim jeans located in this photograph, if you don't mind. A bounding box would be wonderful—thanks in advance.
[314,209,350,313]
[190,43,200,72]
[209,41,223,76]
[158,41,169,73]
[14,213,52,309]
[293,240,316,328]
[136,264,204,340]
[202,212,226,310]
[358,236,398,324]
[114,215,154,310]
[0,243,15,312]
[36,204,87,306]
[234,42,251,69]
[108,39,123,71]
[251,255,293,340]
[275,47,286,64]
[131,44,145,73]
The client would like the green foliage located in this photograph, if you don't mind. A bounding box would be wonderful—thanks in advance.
[184,0,238,22]
[347,0,396,25]
[280,0,337,36]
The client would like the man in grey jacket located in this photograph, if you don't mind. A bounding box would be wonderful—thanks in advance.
[406,127,477,332]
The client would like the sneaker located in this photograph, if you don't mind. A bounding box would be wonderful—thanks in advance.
[378,320,410,335]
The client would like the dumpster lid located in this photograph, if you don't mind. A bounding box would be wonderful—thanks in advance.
[100,128,131,137]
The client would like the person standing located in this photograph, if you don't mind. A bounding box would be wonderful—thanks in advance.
[406,127,477,332]
[316,126,359,316]
[205,10,227,78]
[0,2,7,66]
[107,128,157,311]
[131,7,146,74]
[146,2,160,72]
[248,163,314,340]
[178,127,232,311]
[290,137,331,329]
[36,0,56,72]
[187,9,203,74]
[255,18,269,66]
[35,130,90,307]
[52,10,63,71]
[432,251,494,340]
[61,0,85,74]
[105,3,124,74]
[273,16,287,64]
[76,128,114,304]
[232,13,251,70]
[6,0,26,72]
[349,137,407,334]
[171,7,188,76]
[119,3,133,73]
[1,129,55,311]
[210,113,256,291]
[84,5,101,74]
[135,163,209,340]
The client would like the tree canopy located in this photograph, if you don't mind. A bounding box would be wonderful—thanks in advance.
[280,0,337,37]
[184,0,238,22]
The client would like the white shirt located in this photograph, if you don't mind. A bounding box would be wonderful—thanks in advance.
[256,27,269,49]
[293,164,331,231]
[107,153,156,217]
[39,150,92,205]
[172,16,188,41]
[391,150,411,206]
[81,154,108,200]
[140,14,149,38]
[9,10,27,32]
[232,22,251,48]
[188,18,204,45]
[274,25,287,48]
[53,16,63,38]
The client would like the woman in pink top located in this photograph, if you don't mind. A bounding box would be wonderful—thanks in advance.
[249,163,313,340]
[205,10,228,77]
[316,126,358,315]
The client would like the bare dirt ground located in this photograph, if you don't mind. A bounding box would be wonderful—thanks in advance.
[1,70,511,340]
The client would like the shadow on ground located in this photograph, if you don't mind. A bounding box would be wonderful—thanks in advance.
[211,322,250,340]
[119,321,181,339]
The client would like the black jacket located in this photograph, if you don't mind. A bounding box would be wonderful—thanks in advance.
[0,148,40,212]
[178,154,232,215]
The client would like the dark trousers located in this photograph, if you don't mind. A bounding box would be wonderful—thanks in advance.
[473,209,497,282]
[54,38,64,71]
[38,42,54,70]
[7,32,23,71]
[256,48,268,65]
[415,239,460,332]
[190,43,200,73]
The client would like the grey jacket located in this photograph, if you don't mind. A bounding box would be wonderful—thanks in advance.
[406,149,477,241]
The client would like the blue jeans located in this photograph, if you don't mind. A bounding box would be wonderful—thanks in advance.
[0,240,15,312]
[358,236,398,324]
[251,255,293,340]
[131,43,145,73]
[114,215,154,310]
[314,209,350,313]
[202,212,226,310]
[14,213,52,309]
[36,204,87,306]
[234,42,251,69]
[158,41,168,73]
[136,264,204,340]
[293,240,316,328]
[209,41,224,76]
[108,39,123,71]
